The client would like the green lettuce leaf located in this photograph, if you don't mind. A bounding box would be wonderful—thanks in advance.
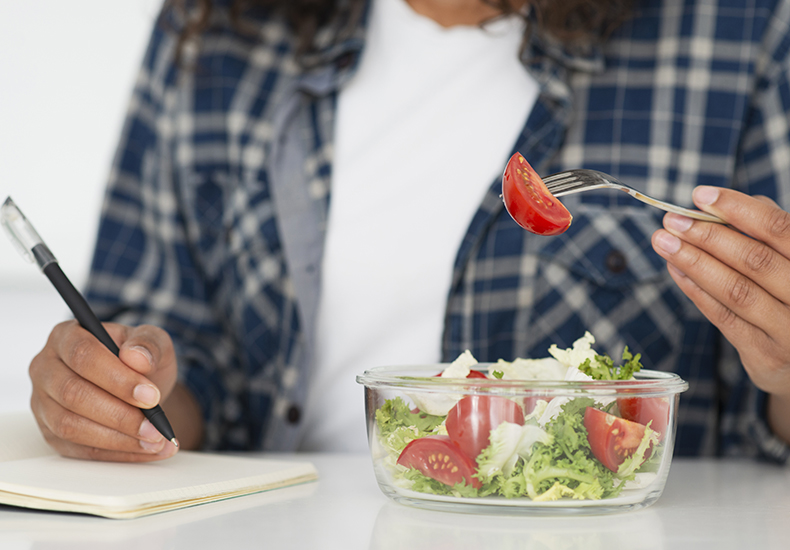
[522,398,623,500]
[476,422,552,482]
[578,346,643,381]
[616,421,661,479]
[375,397,444,455]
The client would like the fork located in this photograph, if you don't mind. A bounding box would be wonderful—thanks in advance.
[542,169,725,224]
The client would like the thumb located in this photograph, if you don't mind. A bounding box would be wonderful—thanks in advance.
[113,324,174,376]
[112,324,178,402]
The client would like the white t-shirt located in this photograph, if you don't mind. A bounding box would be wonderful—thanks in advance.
[298,0,539,452]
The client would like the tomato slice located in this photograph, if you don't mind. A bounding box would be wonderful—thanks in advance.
[445,395,525,461]
[583,407,648,472]
[617,397,669,441]
[397,435,482,488]
[501,152,572,236]
[465,370,488,379]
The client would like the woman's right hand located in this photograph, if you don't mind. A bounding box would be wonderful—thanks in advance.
[29,320,180,462]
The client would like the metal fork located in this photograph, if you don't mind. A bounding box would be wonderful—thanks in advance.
[543,169,725,224]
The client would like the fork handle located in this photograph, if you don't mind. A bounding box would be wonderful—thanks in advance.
[625,189,725,223]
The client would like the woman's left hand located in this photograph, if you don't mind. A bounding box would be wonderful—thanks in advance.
[651,186,790,409]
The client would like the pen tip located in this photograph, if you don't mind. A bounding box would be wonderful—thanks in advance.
[171,438,180,448]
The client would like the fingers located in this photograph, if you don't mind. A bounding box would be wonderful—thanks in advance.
[29,320,180,461]
[31,391,177,461]
[661,259,790,396]
[31,344,159,444]
[660,211,790,306]
[692,186,790,257]
[662,258,772,360]
[43,322,163,410]
[652,197,790,393]
[653,225,783,342]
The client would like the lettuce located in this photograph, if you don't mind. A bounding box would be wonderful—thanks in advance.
[476,422,552,482]
[465,397,626,501]
[578,346,643,381]
[375,397,444,455]
[548,331,598,369]
[521,398,623,500]
[616,421,661,479]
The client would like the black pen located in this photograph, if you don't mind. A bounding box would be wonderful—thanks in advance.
[1,196,178,448]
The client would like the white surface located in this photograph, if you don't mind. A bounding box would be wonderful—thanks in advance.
[0,0,161,289]
[304,0,538,452]
[0,454,788,549]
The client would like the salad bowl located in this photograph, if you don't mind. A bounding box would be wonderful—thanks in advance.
[356,339,688,515]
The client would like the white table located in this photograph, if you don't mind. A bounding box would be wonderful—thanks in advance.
[1,454,789,549]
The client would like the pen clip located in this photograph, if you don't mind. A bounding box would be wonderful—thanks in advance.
[1,196,57,269]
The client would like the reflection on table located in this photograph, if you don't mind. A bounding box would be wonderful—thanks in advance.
[1,455,789,550]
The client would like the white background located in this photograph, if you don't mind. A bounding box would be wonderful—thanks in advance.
[0,0,163,413]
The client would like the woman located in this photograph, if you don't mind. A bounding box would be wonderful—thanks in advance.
[28,0,790,462]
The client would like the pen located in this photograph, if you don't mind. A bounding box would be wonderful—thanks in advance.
[1,197,178,448]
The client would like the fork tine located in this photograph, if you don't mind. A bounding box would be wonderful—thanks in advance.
[543,173,587,195]
[542,172,577,185]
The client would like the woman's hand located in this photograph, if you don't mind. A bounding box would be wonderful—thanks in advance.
[29,322,181,461]
[652,186,790,442]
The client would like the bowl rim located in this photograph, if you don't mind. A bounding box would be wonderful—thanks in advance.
[356,364,689,397]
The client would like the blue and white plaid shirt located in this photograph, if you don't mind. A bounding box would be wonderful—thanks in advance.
[86,0,790,461]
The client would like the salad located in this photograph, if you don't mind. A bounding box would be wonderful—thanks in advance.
[372,333,669,502]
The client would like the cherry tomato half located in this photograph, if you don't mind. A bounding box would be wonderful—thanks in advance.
[617,397,669,441]
[445,395,525,461]
[583,407,648,472]
[397,435,482,488]
[501,152,572,236]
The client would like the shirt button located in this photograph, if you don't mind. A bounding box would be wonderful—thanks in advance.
[605,249,627,274]
[287,404,301,424]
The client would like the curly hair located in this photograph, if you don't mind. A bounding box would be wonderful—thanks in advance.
[164,0,636,62]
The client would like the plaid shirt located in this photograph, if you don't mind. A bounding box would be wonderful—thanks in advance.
[86,0,790,461]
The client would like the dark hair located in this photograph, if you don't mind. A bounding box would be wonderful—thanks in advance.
[164,0,635,62]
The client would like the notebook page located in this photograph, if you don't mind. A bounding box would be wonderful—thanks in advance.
[0,452,318,518]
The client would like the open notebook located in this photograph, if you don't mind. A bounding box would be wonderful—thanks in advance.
[0,412,318,519]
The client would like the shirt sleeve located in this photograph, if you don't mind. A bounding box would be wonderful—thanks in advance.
[83,9,245,451]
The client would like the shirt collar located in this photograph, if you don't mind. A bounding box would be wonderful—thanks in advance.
[523,24,606,75]
[297,1,606,96]
[295,0,370,95]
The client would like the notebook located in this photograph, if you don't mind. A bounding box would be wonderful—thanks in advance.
[0,412,318,519]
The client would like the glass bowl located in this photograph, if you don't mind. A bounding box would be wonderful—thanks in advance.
[357,364,688,515]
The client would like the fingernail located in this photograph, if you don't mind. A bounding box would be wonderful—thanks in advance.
[156,441,179,458]
[139,419,163,442]
[694,186,719,206]
[133,384,160,408]
[130,345,154,366]
[665,213,693,232]
[140,438,166,452]
[655,231,681,254]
